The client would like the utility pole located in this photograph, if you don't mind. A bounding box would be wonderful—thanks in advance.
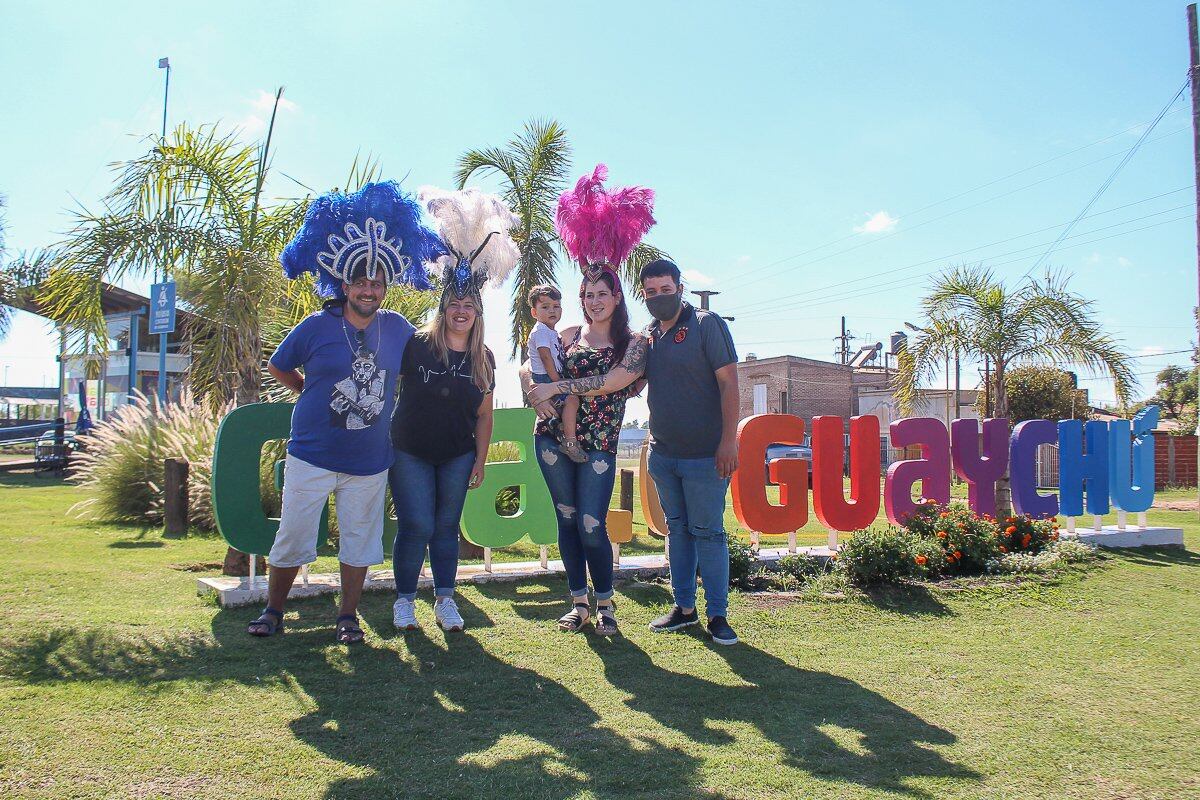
[692,289,717,310]
[834,315,854,364]
[691,289,735,322]
[1188,5,1200,504]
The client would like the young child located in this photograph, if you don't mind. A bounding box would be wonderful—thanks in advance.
[526,285,586,463]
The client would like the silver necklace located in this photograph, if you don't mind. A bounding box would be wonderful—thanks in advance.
[342,315,381,360]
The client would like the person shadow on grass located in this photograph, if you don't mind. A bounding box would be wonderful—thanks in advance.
[0,590,728,800]
[478,577,978,798]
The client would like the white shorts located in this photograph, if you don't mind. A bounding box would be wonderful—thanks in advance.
[269,454,388,568]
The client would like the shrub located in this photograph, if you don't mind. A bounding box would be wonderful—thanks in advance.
[727,536,761,589]
[986,539,1098,575]
[1052,538,1099,564]
[995,513,1057,555]
[71,391,230,528]
[776,553,827,582]
[902,501,999,574]
[836,527,940,585]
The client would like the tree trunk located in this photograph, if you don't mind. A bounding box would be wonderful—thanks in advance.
[992,359,1014,517]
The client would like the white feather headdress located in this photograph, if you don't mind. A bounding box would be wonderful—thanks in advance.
[418,187,520,303]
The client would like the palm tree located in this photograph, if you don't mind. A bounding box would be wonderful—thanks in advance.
[896,266,1135,418]
[455,119,571,358]
[895,265,1136,512]
[455,119,669,358]
[40,92,301,409]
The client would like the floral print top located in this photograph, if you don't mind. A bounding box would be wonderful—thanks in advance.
[534,342,630,455]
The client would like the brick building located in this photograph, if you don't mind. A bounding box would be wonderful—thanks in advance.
[736,354,890,426]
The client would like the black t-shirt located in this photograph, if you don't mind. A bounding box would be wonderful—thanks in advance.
[645,302,738,458]
[390,335,494,465]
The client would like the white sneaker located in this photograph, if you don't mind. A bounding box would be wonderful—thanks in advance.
[393,598,419,630]
[434,598,465,632]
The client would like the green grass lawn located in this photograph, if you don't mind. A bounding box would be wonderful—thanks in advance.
[1,472,1198,799]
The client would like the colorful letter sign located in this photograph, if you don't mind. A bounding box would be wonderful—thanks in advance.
[211,404,1163,553]
[1010,420,1058,518]
[460,408,557,548]
[812,415,879,531]
[884,417,950,524]
[732,414,808,534]
[1109,406,1157,513]
[950,418,1009,519]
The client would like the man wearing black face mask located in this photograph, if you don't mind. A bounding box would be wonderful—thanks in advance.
[525,258,741,645]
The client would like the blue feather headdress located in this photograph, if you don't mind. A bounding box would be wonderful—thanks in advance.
[280,181,445,298]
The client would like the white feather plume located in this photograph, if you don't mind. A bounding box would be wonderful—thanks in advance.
[418,186,520,287]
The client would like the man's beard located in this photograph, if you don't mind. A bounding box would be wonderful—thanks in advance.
[347,298,379,319]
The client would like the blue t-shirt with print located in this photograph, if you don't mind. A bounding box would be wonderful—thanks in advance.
[269,308,414,475]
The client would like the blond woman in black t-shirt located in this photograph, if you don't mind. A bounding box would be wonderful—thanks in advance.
[389,293,494,632]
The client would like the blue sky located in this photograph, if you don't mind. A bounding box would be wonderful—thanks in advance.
[1,1,1196,417]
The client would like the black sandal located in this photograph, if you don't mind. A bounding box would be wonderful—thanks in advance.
[595,602,619,637]
[557,603,591,633]
[335,613,364,644]
[248,607,284,637]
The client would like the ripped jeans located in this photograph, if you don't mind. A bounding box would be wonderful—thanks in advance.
[648,448,731,619]
[535,434,616,601]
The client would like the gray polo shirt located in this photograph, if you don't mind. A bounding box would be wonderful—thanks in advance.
[645,302,737,459]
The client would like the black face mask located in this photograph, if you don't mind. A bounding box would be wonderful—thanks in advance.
[645,292,683,322]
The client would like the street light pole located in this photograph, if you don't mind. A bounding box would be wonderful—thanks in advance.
[157,57,171,404]
[1187,5,1200,505]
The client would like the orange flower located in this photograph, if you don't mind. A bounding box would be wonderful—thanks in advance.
[953,550,962,558]
[946,555,955,562]
[1050,532,1059,541]
[999,546,1007,553]
[915,555,928,565]
[1006,526,1016,534]
[937,531,947,539]
[939,511,949,518]
[1022,534,1032,546]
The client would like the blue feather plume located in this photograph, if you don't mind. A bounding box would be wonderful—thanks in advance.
[280,181,445,298]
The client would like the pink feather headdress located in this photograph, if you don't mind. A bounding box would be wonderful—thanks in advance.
[555,164,655,284]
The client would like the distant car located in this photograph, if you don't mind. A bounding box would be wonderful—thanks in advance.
[764,444,812,484]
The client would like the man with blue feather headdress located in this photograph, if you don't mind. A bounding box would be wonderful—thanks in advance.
[247,181,444,644]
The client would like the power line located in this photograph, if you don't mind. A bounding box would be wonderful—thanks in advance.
[728,122,1190,298]
[729,186,1192,315]
[745,213,1192,323]
[1019,76,1192,279]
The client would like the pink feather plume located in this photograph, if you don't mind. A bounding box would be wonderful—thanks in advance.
[555,164,656,268]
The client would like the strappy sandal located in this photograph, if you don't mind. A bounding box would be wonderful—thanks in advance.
[335,613,365,644]
[559,437,589,464]
[247,607,284,637]
[595,602,619,637]
[557,603,591,633]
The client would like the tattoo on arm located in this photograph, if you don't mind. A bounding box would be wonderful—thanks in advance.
[619,337,648,374]
[561,374,607,395]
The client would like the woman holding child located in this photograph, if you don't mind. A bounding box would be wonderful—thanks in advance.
[525,165,655,636]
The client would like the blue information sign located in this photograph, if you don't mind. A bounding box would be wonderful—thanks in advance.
[149,281,176,335]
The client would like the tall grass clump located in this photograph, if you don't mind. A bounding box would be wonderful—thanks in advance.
[70,391,230,528]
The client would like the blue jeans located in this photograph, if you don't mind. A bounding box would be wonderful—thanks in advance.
[389,448,475,601]
[648,448,731,619]
[535,434,616,601]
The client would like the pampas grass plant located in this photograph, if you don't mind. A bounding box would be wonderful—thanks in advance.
[70,390,230,529]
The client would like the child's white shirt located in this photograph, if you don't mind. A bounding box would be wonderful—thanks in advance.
[528,321,564,376]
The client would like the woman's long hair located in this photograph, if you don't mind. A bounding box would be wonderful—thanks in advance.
[580,269,632,363]
[421,295,493,392]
